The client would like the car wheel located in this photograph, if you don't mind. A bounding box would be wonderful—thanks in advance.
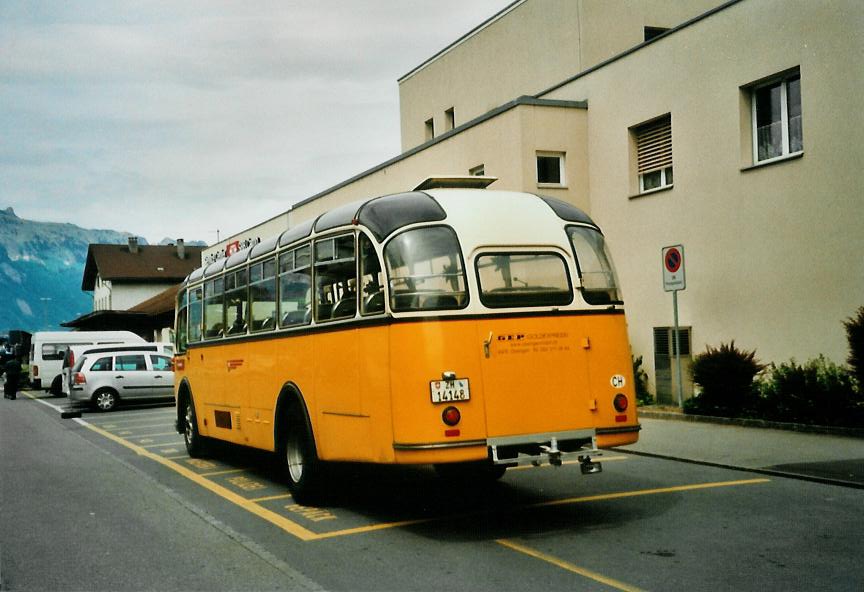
[93,389,118,412]
[182,396,208,458]
[50,376,64,397]
[280,407,324,504]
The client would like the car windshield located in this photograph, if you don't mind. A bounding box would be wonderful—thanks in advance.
[72,356,88,372]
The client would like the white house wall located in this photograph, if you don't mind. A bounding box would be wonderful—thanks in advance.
[539,0,864,383]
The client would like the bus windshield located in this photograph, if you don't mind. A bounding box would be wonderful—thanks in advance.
[384,226,467,311]
[567,226,622,305]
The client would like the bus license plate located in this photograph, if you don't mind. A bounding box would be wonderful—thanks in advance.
[430,379,470,404]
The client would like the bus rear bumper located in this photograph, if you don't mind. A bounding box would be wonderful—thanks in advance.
[488,429,599,469]
[392,427,623,471]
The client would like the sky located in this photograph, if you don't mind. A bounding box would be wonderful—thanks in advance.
[0,1,514,245]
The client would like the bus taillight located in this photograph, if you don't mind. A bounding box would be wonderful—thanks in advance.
[613,394,628,412]
[442,406,461,426]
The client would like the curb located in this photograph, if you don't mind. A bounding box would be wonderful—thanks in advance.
[637,409,864,439]
[615,448,864,490]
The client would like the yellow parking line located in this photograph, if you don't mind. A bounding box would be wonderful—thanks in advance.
[249,493,294,502]
[106,422,175,431]
[497,538,645,592]
[79,418,772,543]
[90,413,173,426]
[134,432,179,439]
[532,478,770,509]
[79,421,320,541]
[201,468,248,477]
[139,441,185,449]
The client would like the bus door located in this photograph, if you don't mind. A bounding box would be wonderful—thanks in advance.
[473,251,595,437]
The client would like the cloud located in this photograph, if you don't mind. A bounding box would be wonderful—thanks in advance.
[0,1,514,243]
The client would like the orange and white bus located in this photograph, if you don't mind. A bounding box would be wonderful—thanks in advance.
[173,178,639,502]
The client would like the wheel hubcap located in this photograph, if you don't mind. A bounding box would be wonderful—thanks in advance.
[286,435,304,483]
[96,393,114,410]
[184,404,194,444]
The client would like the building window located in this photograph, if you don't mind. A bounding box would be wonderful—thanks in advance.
[425,118,434,141]
[469,164,485,176]
[536,152,565,186]
[445,107,455,131]
[751,71,802,163]
[634,114,673,194]
[644,26,669,42]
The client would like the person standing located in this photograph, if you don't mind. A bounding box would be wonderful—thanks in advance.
[4,357,21,400]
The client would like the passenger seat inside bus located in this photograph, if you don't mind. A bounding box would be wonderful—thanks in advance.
[331,292,356,319]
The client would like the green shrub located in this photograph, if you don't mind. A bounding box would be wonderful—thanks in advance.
[632,355,653,406]
[845,306,864,392]
[758,356,862,427]
[686,341,764,417]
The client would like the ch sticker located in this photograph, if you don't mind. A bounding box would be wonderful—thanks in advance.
[610,374,626,388]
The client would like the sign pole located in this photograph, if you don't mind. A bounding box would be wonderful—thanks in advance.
[673,289,683,408]
[662,245,686,408]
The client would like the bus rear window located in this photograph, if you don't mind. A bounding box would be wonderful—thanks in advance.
[567,226,622,305]
[476,253,573,308]
[384,226,467,312]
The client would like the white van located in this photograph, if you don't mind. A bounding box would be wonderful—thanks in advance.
[61,342,173,398]
[29,331,145,395]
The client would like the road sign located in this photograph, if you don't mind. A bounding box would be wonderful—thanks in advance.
[662,245,686,292]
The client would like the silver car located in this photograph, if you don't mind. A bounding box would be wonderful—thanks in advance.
[69,350,174,411]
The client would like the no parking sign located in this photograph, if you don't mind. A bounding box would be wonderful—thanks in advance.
[662,245,686,292]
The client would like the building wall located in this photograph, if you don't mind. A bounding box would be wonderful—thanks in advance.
[103,282,178,312]
[539,0,864,388]
[285,103,589,228]
[398,0,722,151]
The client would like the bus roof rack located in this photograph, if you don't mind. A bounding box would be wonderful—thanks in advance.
[413,175,498,191]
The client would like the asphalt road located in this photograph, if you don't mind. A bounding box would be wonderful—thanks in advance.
[2,390,863,591]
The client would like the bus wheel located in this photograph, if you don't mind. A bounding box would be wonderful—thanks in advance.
[92,389,118,412]
[182,396,208,458]
[50,376,64,397]
[280,412,324,504]
[434,460,507,482]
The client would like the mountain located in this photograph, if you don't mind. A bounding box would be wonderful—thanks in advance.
[0,207,203,334]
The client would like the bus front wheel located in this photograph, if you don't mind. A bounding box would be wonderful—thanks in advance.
[182,396,208,458]
[280,409,324,505]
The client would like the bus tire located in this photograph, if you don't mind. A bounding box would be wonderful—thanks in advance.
[181,395,208,458]
[92,388,118,412]
[50,375,64,397]
[278,405,324,505]
[434,460,507,482]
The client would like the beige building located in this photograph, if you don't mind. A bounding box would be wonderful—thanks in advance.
[204,0,864,400]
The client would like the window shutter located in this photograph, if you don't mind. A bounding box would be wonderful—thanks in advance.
[636,115,672,175]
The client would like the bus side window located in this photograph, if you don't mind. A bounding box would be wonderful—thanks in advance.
[279,244,312,327]
[176,289,189,352]
[225,268,249,335]
[360,234,385,315]
[314,234,356,321]
[189,286,204,342]
[204,278,225,339]
[384,226,468,312]
[250,258,278,331]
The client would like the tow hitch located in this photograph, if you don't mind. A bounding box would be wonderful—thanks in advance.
[579,456,603,474]
[488,429,602,473]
